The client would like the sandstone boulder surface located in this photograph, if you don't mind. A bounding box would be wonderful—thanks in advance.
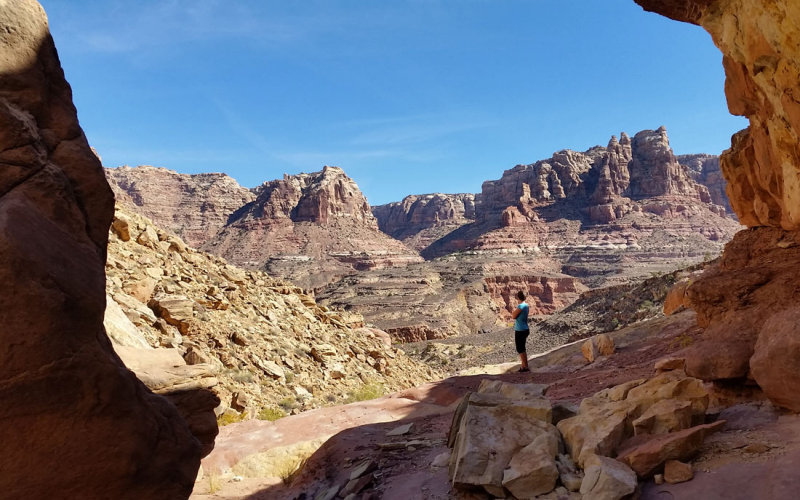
[0,2,207,497]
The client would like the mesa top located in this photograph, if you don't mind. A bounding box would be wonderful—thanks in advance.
[514,302,529,331]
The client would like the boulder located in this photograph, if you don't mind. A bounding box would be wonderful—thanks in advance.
[149,295,195,334]
[664,459,694,484]
[750,308,800,412]
[449,382,556,496]
[0,1,209,497]
[501,432,560,498]
[558,371,709,468]
[617,420,725,477]
[579,455,637,500]
[103,296,151,349]
[663,279,691,315]
[582,334,614,363]
[632,399,693,436]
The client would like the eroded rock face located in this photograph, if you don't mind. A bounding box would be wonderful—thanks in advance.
[0,2,204,497]
[372,193,476,250]
[638,0,800,230]
[106,166,255,248]
[203,166,422,288]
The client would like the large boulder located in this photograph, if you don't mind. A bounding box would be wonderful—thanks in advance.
[749,307,800,412]
[448,382,556,497]
[558,371,708,468]
[0,1,209,497]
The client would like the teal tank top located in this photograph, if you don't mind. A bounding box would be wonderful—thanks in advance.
[514,302,529,331]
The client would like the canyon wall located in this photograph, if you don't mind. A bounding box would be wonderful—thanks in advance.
[0,1,207,497]
[107,166,255,248]
[636,0,800,412]
[203,166,422,289]
[637,0,800,230]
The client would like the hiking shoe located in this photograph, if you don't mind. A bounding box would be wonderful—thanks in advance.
[517,367,530,373]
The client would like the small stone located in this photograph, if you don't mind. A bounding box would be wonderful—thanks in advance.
[654,474,664,485]
[431,451,450,468]
[743,443,770,454]
[386,423,413,437]
[655,357,686,372]
[664,459,693,484]
[340,473,372,497]
[349,459,377,481]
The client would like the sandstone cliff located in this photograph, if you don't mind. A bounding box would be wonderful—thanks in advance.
[422,127,740,266]
[635,0,800,414]
[0,2,209,497]
[372,193,476,251]
[106,165,255,247]
[106,206,439,422]
[203,166,422,289]
[677,153,732,212]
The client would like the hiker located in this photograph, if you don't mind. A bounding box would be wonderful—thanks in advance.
[511,290,530,372]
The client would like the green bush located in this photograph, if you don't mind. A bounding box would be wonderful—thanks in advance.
[344,382,385,403]
[257,407,286,421]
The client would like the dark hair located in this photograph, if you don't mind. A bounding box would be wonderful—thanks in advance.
[516,291,526,301]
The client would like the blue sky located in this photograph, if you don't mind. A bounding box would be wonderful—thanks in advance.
[40,0,746,205]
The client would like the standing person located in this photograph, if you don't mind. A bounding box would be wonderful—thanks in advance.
[511,291,530,372]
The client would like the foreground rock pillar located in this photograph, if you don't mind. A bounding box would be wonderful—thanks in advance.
[0,1,205,497]
[634,0,800,411]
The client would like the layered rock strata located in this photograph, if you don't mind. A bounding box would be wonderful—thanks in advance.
[106,165,255,247]
[0,2,207,497]
[420,127,739,264]
[203,166,422,288]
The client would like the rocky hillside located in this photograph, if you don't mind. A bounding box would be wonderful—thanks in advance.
[106,165,255,247]
[105,205,439,423]
[318,257,586,343]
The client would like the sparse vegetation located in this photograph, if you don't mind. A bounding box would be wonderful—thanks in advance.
[257,407,286,421]
[217,411,248,426]
[207,473,222,494]
[279,397,299,411]
[275,455,310,485]
[344,381,385,403]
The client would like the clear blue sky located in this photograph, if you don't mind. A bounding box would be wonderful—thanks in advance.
[40,0,746,205]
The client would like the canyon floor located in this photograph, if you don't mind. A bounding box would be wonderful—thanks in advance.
[191,309,799,499]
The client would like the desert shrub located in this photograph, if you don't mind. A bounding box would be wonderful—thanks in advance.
[344,381,385,403]
[217,411,248,427]
[257,407,286,421]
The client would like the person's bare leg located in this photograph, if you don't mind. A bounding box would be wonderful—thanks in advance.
[519,352,529,370]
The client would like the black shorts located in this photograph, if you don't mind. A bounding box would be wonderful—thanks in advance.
[514,329,529,353]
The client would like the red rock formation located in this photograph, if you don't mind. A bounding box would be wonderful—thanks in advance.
[204,166,421,288]
[627,127,709,201]
[0,1,209,497]
[106,165,255,247]
[372,193,476,248]
[423,127,738,261]
[483,276,588,318]
[677,154,732,212]
[636,0,800,413]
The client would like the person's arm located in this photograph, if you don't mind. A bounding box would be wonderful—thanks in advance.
[511,305,521,319]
